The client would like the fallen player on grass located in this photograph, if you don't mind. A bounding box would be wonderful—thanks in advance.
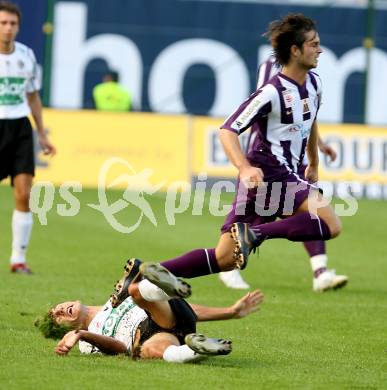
[36,260,264,363]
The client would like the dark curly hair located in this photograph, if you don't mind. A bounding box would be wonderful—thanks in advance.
[34,309,72,340]
[265,13,317,66]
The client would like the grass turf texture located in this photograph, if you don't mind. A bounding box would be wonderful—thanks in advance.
[0,184,385,389]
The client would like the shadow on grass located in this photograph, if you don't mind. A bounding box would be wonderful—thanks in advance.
[184,357,269,369]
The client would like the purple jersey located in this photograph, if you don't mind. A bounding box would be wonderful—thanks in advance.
[221,71,322,180]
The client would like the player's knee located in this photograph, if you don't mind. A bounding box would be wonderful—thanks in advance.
[14,187,30,204]
[329,217,342,238]
[140,343,164,359]
[128,284,141,302]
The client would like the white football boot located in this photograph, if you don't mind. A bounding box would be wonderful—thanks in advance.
[313,269,348,292]
[219,269,250,290]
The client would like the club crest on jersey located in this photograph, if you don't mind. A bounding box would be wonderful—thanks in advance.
[282,90,293,109]
[302,98,310,114]
[17,60,24,69]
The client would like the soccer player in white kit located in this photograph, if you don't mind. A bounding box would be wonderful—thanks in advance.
[0,1,56,274]
[37,260,264,362]
[219,54,348,292]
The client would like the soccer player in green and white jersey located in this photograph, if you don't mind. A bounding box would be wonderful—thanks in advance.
[0,1,56,274]
[37,260,264,363]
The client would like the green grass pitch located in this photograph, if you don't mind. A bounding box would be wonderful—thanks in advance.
[0,184,385,389]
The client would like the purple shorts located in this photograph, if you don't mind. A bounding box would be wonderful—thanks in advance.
[221,167,316,234]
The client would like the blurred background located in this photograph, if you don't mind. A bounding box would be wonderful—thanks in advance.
[18,0,387,123]
[14,0,387,199]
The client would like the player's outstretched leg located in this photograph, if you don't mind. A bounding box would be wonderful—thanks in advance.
[111,258,142,308]
[231,222,264,269]
[185,333,232,356]
[140,262,191,299]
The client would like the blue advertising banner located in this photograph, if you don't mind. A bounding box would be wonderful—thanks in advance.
[50,0,386,124]
[15,0,47,65]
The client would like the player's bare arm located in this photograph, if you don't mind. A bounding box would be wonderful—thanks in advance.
[55,330,127,356]
[318,136,337,162]
[190,289,264,321]
[27,91,56,156]
[219,128,264,188]
[305,121,319,183]
[55,330,82,355]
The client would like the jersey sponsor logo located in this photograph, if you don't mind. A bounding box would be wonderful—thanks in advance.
[302,98,310,114]
[289,125,301,133]
[289,123,309,138]
[234,120,243,128]
[0,77,26,105]
[231,96,261,131]
[102,297,136,337]
[282,90,293,109]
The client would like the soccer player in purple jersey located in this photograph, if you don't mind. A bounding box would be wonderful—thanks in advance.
[219,53,347,292]
[132,14,347,293]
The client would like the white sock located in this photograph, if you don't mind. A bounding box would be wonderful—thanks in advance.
[163,345,205,363]
[10,210,33,265]
[310,254,328,274]
[138,279,170,302]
